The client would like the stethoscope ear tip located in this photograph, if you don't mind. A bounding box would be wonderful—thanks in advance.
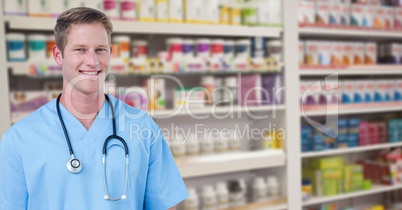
[121,195,127,200]
[104,195,109,200]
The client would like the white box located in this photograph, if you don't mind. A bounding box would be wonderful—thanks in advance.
[329,2,341,25]
[147,78,165,110]
[316,1,329,25]
[174,87,205,109]
[363,5,375,27]
[4,0,27,15]
[50,0,70,17]
[364,42,377,65]
[384,7,394,28]
[353,42,365,65]
[318,41,331,66]
[28,0,51,16]
[343,42,354,65]
[363,80,375,103]
[340,2,351,25]
[374,6,385,28]
[374,80,386,102]
[384,80,394,101]
[305,41,319,65]
[341,80,355,104]
[268,0,282,25]
[355,81,365,103]
[350,4,364,26]
[299,1,316,24]
[394,79,402,101]
[331,42,344,65]
[395,7,402,29]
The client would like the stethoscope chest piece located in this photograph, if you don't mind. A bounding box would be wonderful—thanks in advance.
[67,157,82,173]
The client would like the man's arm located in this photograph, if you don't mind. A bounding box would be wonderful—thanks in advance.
[168,207,175,210]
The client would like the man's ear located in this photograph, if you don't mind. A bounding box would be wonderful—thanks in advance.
[52,45,63,66]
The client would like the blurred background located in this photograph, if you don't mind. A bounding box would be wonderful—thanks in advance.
[2,0,402,209]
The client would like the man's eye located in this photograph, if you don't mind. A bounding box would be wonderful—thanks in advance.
[97,49,107,52]
[75,48,84,52]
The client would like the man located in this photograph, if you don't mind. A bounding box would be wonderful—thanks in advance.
[0,7,188,210]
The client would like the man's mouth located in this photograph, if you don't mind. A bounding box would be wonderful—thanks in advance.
[79,70,101,76]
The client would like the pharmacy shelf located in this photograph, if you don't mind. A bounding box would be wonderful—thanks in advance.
[301,103,402,117]
[302,183,402,206]
[5,16,282,38]
[228,198,287,210]
[176,150,286,178]
[299,25,402,39]
[8,62,283,76]
[151,105,285,119]
[302,141,402,158]
[299,65,402,76]
[11,105,285,124]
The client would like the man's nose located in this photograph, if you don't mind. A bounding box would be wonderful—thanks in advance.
[85,51,99,66]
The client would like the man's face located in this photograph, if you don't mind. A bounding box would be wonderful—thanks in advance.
[53,23,111,95]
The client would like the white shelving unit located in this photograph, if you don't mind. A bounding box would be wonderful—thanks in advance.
[299,26,402,38]
[177,150,286,178]
[302,141,402,158]
[303,183,402,207]
[301,103,402,116]
[300,65,402,76]
[5,15,282,37]
[299,21,402,208]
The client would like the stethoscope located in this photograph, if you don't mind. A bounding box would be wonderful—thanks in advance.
[56,93,129,201]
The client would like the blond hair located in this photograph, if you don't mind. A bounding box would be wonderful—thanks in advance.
[54,7,113,56]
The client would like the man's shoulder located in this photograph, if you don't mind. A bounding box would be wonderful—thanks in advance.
[9,99,56,132]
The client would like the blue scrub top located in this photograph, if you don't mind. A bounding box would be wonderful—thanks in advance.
[0,95,188,210]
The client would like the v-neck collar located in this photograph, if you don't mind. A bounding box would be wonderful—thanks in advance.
[56,97,112,153]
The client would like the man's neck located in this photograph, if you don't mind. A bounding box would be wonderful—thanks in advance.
[60,90,106,130]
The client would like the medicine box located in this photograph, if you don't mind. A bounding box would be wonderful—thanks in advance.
[174,87,205,109]
[394,79,402,101]
[305,41,319,65]
[147,78,166,110]
[316,1,329,25]
[342,80,355,104]
[343,43,354,65]
[331,42,343,65]
[340,2,351,25]
[374,80,386,102]
[395,7,402,29]
[319,41,331,66]
[364,80,375,103]
[353,42,365,65]
[384,7,394,28]
[364,42,377,65]
[329,2,341,25]
[350,4,364,26]
[374,6,385,28]
[363,5,375,27]
[298,1,316,24]
[354,81,365,103]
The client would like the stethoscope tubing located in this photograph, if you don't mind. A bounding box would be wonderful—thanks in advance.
[56,93,129,201]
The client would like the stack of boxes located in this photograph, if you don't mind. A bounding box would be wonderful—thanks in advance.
[302,156,371,196]
[302,117,402,153]
[358,149,402,186]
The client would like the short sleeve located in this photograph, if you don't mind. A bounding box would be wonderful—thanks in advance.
[143,131,188,209]
[0,132,28,210]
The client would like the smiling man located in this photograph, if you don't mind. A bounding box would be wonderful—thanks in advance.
[0,7,188,210]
